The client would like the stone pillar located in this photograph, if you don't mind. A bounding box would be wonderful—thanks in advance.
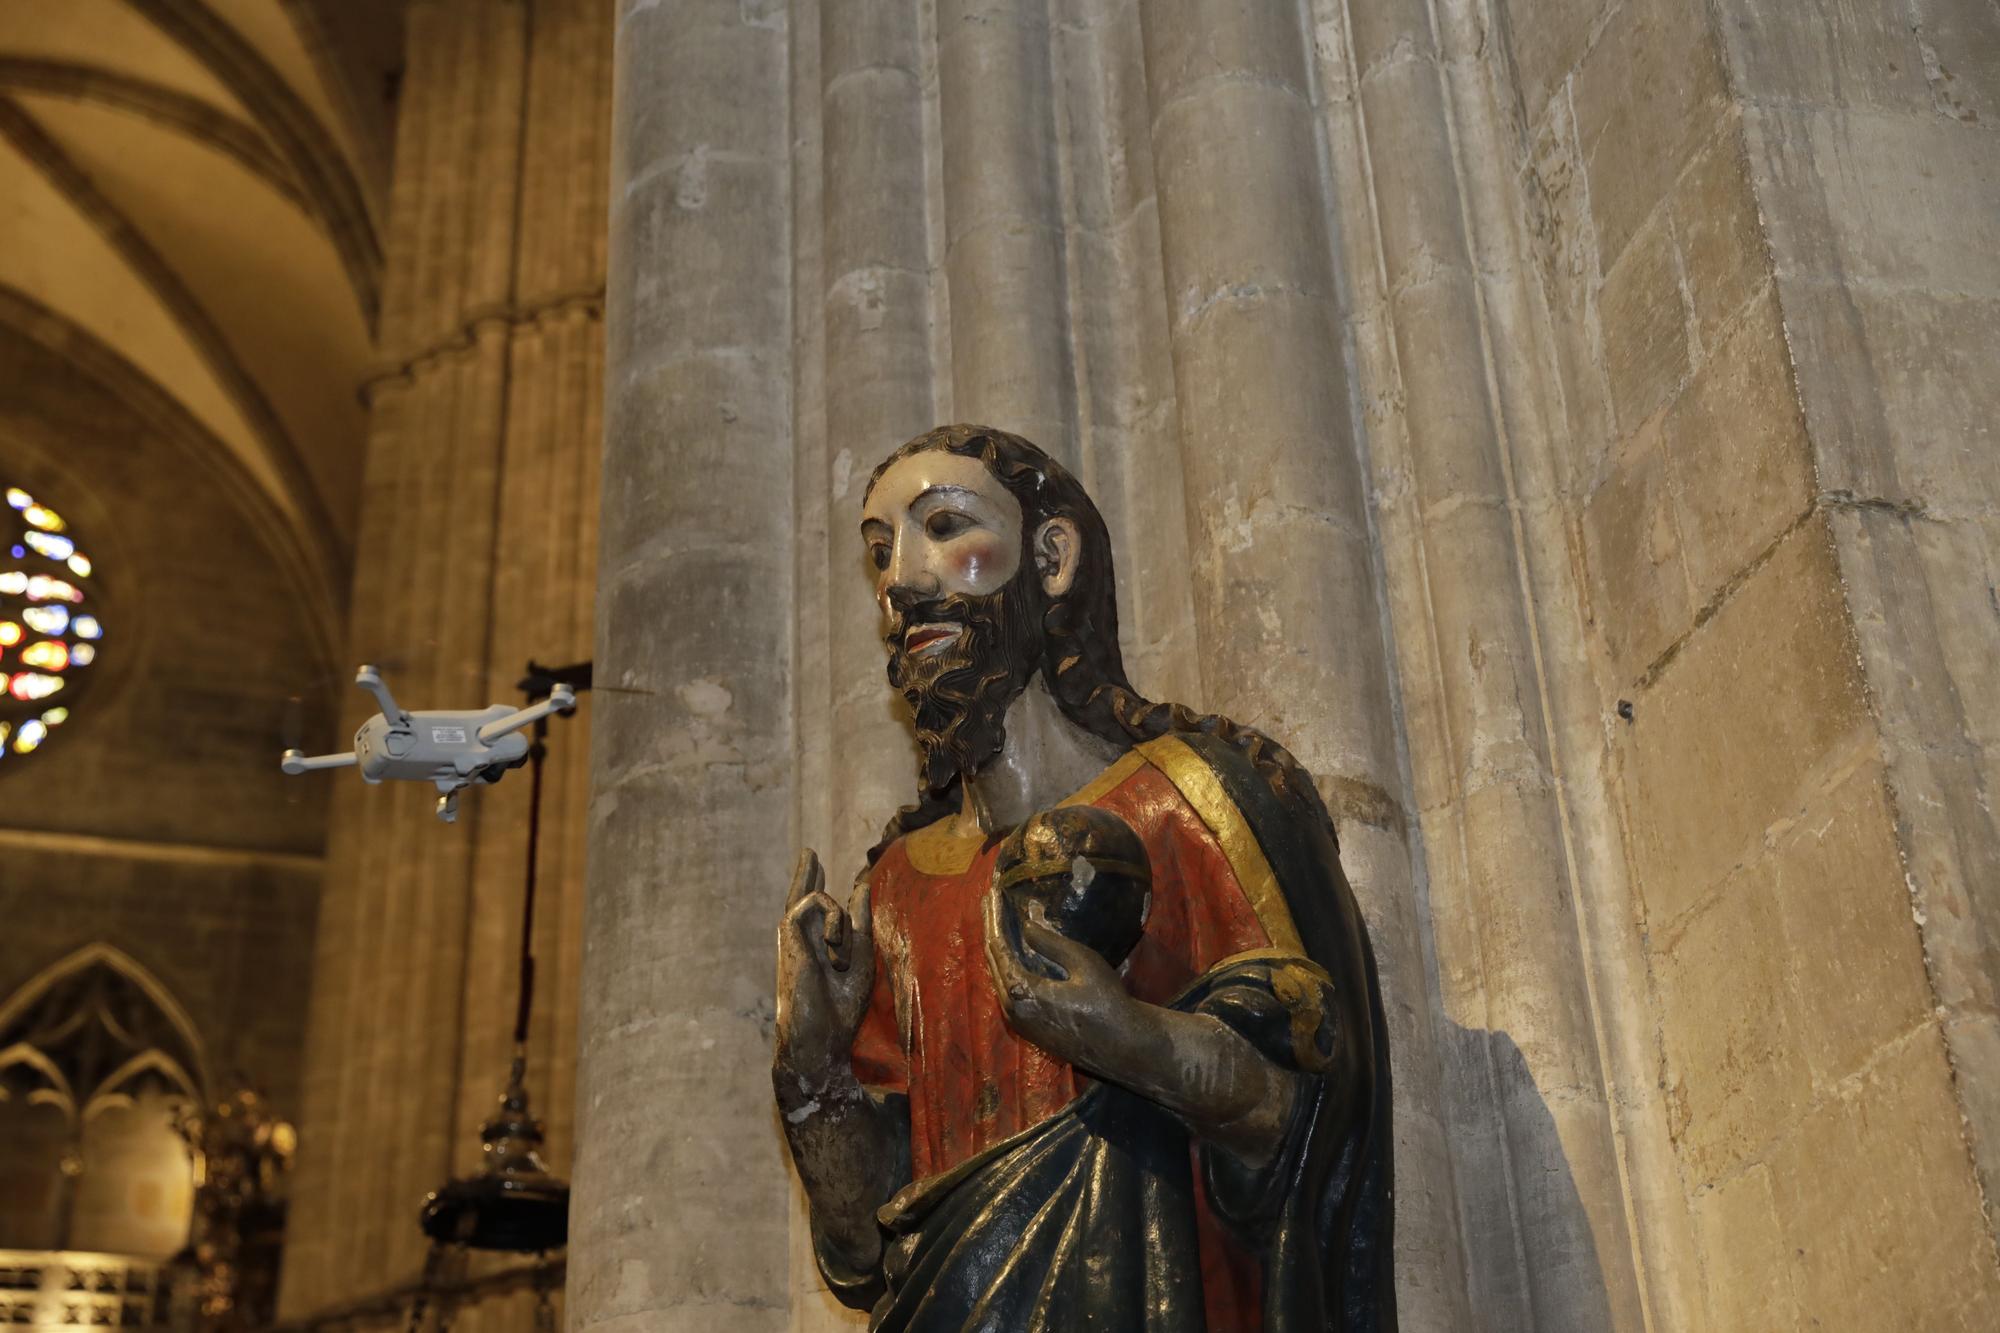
[815,0,933,887]
[1132,1,1468,1324]
[935,0,1074,459]
[1047,0,1199,703]
[572,2,795,1331]
[1322,0,1645,1325]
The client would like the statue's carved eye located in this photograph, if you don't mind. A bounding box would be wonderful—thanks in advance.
[868,542,890,571]
[926,510,972,539]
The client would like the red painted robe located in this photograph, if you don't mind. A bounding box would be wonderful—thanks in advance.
[851,736,1313,1331]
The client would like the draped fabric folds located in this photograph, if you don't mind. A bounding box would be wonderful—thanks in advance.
[843,734,1396,1332]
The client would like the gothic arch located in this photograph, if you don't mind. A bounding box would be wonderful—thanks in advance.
[0,941,208,1119]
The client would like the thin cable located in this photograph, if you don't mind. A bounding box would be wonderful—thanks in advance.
[513,713,548,1054]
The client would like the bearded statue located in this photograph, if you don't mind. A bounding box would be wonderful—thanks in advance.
[774,425,1396,1332]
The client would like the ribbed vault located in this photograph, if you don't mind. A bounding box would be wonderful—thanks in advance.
[0,0,402,641]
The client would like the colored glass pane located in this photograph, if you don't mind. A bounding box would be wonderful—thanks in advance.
[26,576,82,603]
[8,674,63,702]
[25,532,74,561]
[0,483,98,761]
[22,606,66,635]
[20,642,68,671]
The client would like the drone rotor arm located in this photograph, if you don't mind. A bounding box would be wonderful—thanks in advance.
[281,749,359,775]
[354,665,410,727]
[475,683,576,745]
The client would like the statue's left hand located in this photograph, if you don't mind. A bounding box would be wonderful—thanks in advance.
[982,883,1135,1071]
[983,876,1299,1166]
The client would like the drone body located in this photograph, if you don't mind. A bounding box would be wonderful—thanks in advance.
[282,666,576,821]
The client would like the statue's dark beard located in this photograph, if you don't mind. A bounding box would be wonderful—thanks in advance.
[884,576,1045,793]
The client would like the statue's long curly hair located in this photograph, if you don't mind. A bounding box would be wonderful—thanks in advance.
[862,424,1332,863]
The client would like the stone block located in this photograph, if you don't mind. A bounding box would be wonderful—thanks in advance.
[1667,122,1768,352]
[1151,81,1335,313]
[1690,1164,1798,1329]
[821,265,936,449]
[1782,282,2000,515]
[938,16,1061,240]
[1492,0,1613,123]
[821,70,929,272]
[1598,209,1691,433]
[1911,0,2000,124]
[1716,0,1932,113]
[1526,97,1618,491]
[1907,516,2000,755]
[1746,103,2000,299]
[1572,0,1730,270]
[1418,508,1546,786]
[1167,290,1356,520]
[608,160,788,380]
[1624,516,1871,916]
[1661,288,1814,606]
[1142,0,1307,102]
[1767,1035,2000,1327]
[1580,427,1692,683]
[599,347,792,566]
[1769,760,1934,1091]
[1457,779,1597,1092]
[821,0,919,80]
[1653,865,1811,1183]
[613,2,785,180]
[1393,274,1505,504]
[1363,56,1473,297]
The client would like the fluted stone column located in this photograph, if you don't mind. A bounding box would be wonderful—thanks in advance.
[1322,1,1646,1327]
[573,2,795,1330]
[935,0,1074,459]
[816,0,933,887]
[1133,1,1469,1324]
[1048,0,1199,703]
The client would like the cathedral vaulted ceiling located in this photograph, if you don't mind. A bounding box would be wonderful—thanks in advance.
[0,0,403,646]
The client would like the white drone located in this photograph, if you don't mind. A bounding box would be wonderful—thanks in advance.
[281,665,577,822]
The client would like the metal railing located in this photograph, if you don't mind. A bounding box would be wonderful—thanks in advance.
[0,1250,188,1329]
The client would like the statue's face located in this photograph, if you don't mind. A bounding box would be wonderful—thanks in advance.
[860,450,1025,652]
[861,449,1047,788]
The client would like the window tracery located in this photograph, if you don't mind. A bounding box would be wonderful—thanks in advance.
[0,945,204,1261]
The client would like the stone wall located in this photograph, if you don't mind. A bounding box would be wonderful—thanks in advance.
[1514,0,2000,1326]
[580,0,2000,1329]
[0,322,326,1252]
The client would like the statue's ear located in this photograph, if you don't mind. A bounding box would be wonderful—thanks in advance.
[1033,516,1082,598]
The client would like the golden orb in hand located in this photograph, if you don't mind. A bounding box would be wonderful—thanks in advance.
[994,805,1152,967]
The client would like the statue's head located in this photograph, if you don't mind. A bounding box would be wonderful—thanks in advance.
[861,425,1129,794]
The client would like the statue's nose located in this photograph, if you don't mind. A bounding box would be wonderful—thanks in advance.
[879,548,942,613]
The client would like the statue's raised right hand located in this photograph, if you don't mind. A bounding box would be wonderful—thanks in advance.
[773,849,875,1091]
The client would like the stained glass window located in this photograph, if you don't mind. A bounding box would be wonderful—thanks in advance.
[0,485,101,758]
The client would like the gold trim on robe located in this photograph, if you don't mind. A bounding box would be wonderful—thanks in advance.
[903,818,987,876]
[904,749,1150,876]
[1135,735,1308,957]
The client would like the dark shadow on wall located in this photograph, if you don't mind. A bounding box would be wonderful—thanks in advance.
[1437,1020,1625,1331]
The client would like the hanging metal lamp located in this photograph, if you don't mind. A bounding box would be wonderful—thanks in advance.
[408,661,590,1328]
